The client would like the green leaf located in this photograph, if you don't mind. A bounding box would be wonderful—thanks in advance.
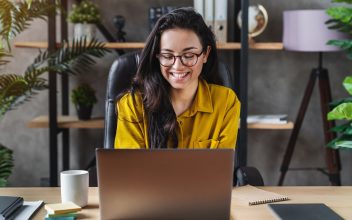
[326,7,352,24]
[327,40,352,50]
[343,76,352,95]
[0,143,13,186]
[0,48,12,65]
[68,0,101,24]
[0,70,48,118]
[25,0,32,8]
[0,178,7,187]
[0,38,109,118]
[341,125,352,135]
[329,140,352,149]
[328,103,352,120]
[26,38,110,76]
[327,138,339,148]
[0,0,57,51]
[327,134,352,149]
[332,0,352,3]
[327,40,352,59]
[331,122,352,132]
[330,97,352,108]
[71,83,97,106]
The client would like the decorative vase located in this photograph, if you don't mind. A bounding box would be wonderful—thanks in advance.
[74,23,96,41]
[75,104,93,120]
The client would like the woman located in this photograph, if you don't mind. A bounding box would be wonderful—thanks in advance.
[115,7,240,149]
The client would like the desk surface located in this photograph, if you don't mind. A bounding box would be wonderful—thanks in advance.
[0,187,351,220]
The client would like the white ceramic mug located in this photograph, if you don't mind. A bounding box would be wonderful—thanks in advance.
[60,170,89,207]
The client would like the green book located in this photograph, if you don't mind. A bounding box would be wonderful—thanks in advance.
[45,216,75,220]
[47,212,77,218]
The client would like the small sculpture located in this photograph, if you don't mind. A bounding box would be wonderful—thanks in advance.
[113,15,126,42]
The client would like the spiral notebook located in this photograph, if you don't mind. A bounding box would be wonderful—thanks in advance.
[233,185,289,206]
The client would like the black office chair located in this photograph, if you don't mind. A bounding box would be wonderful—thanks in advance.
[88,51,264,187]
[103,52,141,149]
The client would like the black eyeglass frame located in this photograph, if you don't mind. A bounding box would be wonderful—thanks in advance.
[156,51,204,67]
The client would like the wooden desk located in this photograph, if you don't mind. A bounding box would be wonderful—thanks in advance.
[0,187,351,220]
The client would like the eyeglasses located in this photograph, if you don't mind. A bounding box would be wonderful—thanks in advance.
[156,51,204,67]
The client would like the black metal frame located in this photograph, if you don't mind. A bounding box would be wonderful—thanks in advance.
[278,52,341,186]
[48,0,70,186]
[61,0,70,173]
[233,0,249,167]
[235,0,249,167]
[48,0,58,187]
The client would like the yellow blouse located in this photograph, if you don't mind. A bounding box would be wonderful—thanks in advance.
[115,79,241,149]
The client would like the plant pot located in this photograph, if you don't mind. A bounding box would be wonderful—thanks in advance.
[75,104,93,120]
[74,23,96,41]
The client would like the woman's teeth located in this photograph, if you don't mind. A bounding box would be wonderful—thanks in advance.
[171,72,188,79]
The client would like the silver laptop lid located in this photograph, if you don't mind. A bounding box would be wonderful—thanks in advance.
[96,149,234,220]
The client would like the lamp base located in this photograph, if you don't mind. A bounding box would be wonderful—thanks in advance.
[248,37,256,45]
[278,67,341,186]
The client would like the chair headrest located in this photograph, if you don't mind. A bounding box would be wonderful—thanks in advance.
[106,52,140,101]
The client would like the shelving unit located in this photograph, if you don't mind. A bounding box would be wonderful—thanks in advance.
[14,41,284,50]
[18,0,292,186]
[27,116,104,129]
[20,37,292,151]
[27,115,293,130]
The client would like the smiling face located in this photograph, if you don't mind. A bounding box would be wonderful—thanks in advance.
[158,28,210,93]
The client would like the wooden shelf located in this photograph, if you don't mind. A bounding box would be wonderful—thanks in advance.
[14,41,283,50]
[27,115,104,129]
[248,42,283,50]
[28,115,293,130]
[247,121,294,130]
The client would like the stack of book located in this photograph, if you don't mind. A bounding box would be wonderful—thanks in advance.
[247,114,288,124]
[44,202,81,220]
[0,196,23,219]
[1,196,44,219]
[149,6,176,31]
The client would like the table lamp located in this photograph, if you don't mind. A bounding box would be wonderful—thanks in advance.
[278,10,346,186]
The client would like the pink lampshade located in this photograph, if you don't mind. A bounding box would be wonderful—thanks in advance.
[283,10,346,52]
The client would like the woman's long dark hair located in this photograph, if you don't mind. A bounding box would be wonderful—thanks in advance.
[130,7,219,148]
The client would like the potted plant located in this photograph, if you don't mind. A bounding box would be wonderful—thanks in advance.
[0,0,109,185]
[71,84,98,120]
[68,0,101,40]
[325,0,352,149]
[327,77,352,149]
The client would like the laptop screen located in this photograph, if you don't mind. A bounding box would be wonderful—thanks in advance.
[96,148,234,220]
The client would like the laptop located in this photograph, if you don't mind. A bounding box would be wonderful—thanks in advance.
[96,148,234,220]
